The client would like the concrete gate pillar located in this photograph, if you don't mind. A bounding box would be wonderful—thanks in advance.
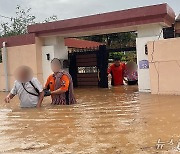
[42,36,68,83]
[136,24,163,92]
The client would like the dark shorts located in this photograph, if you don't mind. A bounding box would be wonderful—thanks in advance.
[127,80,138,85]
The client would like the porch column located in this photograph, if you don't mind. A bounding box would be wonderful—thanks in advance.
[136,25,163,92]
[2,42,9,92]
[42,36,68,83]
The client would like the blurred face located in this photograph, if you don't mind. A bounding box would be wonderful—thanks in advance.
[51,59,61,73]
[15,66,33,83]
[127,62,137,71]
[114,60,120,67]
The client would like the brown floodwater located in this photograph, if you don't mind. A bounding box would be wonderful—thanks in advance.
[0,86,180,154]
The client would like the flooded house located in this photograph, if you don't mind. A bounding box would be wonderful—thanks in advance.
[1,3,180,153]
[0,3,179,95]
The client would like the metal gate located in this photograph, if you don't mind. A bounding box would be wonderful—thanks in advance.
[69,45,136,88]
[69,45,108,88]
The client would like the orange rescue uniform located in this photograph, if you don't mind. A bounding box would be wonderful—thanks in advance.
[45,74,70,91]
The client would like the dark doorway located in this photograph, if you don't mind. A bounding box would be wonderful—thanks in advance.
[69,45,108,88]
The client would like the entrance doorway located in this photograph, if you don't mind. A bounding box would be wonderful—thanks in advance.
[69,45,108,88]
[69,44,136,88]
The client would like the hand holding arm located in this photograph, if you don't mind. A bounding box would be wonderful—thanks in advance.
[51,88,66,95]
[51,75,69,95]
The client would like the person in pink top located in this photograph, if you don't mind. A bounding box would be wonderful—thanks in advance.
[124,61,138,85]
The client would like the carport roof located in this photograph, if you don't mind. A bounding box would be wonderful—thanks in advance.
[28,3,175,37]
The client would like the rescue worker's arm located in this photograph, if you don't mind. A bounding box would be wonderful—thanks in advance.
[44,76,51,89]
[51,89,66,95]
[43,75,52,97]
[51,75,70,95]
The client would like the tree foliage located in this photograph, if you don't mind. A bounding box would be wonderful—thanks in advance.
[82,32,137,63]
[82,32,137,49]
[109,52,137,63]
[0,5,58,37]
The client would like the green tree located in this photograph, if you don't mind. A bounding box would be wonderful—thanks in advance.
[0,5,58,37]
[109,51,137,63]
[82,32,137,63]
[82,32,137,48]
[43,15,58,23]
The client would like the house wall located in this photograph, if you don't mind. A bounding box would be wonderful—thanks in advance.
[0,37,44,91]
[41,36,68,83]
[147,37,180,95]
[0,44,36,91]
[42,46,54,83]
[136,24,163,92]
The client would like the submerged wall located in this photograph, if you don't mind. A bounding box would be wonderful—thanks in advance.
[147,38,180,95]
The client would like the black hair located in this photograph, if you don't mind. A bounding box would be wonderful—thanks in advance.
[51,58,62,66]
[114,57,121,61]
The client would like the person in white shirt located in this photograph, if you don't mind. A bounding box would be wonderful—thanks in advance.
[4,66,44,108]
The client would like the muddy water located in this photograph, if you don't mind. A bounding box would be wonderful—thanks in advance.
[0,86,180,154]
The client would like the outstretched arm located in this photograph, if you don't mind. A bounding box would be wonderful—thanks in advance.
[4,93,15,103]
[51,75,70,95]
[6,81,18,103]
[51,88,67,95]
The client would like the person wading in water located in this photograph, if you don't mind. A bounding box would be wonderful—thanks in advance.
[108,57,126,86]
[44,58,76,105]
[4,66,44,108]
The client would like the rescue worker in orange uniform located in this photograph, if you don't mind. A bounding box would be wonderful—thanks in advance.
[108,57,126,86]
[44,58,76,105]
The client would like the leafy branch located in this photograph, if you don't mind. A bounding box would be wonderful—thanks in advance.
[0,5,58,37]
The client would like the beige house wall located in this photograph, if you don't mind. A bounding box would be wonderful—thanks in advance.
[0,37,43,91]
[147,37,180,95]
